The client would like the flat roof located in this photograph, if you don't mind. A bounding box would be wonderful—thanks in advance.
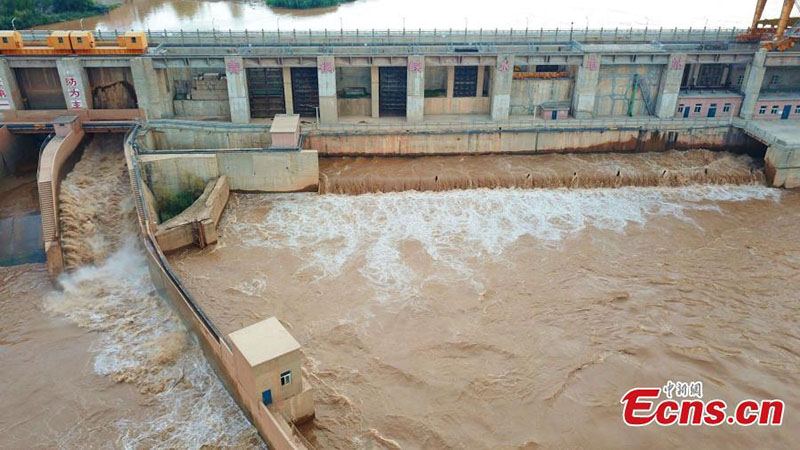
[53,115,79,125]
[228,317,301,367]
[679,90,743,99]
[758,92,800,101]
[270,114,300,134]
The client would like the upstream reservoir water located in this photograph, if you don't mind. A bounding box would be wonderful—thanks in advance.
[41,0,787,32]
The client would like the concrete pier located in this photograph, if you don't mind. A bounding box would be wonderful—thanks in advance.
[370,66,380,119]
[282,67,294,115]
[56,59,91,110]
[490,54,514,121]
[0,59,23,112]
[131,58,173,120]
[406,55,425,122]
[655,54,686,119]
[317,56,338,123]
[225,56,250,124]
[740,49,768,120]
[571,54,601,119]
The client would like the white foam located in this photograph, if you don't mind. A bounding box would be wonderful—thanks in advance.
[44,240,261,448]
[230,185,780,303]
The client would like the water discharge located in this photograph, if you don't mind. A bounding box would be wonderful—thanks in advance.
[170,183,800,448]
[1,135,260,447]
[320,150,765,195]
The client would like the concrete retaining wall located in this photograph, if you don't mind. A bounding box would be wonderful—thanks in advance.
[139,151,319,194]
[1,108,144,123]
[36,120,85,277]
[306,125,759,156]
[154,176,230,252]
[147,122,271,150]
[123,131,309,449]
[0,126,18,178]
[173,99,231,120]
[510,78,572,116]
[424,97,490,115]
[338,98,371,117]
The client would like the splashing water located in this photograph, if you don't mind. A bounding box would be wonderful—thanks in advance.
[226,185,780,303]
[49,135,261,447]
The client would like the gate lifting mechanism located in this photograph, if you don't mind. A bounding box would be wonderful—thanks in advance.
[738,0,800,51]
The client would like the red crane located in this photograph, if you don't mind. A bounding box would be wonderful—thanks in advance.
[738,0,799,50]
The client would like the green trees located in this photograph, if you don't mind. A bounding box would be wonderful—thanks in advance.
[0,0,107,29]
[266,0,355,9]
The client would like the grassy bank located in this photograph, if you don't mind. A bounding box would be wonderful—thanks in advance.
[0,0,109,29]
[266,0,355,9]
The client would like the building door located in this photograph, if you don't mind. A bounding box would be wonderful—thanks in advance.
[707,104,717,118]
[683,107,690,118]
[379,67,407,117]
[781,105,791,120]
[262,389,272,406]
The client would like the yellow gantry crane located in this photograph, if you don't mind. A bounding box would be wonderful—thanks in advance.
[739,0,800,50]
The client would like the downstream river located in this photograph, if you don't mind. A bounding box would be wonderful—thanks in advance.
[41,0,784,32]
[170,183,800,448]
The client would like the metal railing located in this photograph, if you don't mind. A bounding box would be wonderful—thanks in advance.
[16,27,745,48]
[314,116,737,133]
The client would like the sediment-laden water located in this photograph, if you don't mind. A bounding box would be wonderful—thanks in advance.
[1,136,260,448]
[171,182,800,448]
[319,150,765,194]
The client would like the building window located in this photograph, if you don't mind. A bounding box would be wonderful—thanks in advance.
[58,37,64,43]
[795,105,800,114]
[737,75,744,85]
[694,104,702,113]
[723,103,731,113]
[131,37,137,43]
[280,370,292,386]
[759,106,767,115]
[769,75,780,86]
[678,104,685,113]
[77,37,83,43]
[1,37,7,44]
[771,105,779,114]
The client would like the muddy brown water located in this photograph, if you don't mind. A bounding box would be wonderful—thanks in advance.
[169,182,800,449]
[319,150,765,194]
[2,142,799,447]
[0,135,260,448]
[38,0,773,32]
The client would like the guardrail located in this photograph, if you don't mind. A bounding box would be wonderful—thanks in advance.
[314,116,738,133]
[16,27,744,47]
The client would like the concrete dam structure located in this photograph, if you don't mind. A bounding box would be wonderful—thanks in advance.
[2,25,800,448]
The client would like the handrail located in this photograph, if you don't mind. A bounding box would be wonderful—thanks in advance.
[312,117,736,133]
[15,27,744,47]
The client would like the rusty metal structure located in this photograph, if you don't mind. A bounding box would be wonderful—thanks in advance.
[0,30,148,55]
[738,0,800,50]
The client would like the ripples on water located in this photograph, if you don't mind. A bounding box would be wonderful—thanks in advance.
[226,185,781,302]
[177,183,799,448]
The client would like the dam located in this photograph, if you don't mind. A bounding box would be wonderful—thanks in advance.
[1,5,800,447]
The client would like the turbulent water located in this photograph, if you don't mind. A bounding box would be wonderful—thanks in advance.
[1,135,260,448]
[319,150,765,195]
[170,183,800,448]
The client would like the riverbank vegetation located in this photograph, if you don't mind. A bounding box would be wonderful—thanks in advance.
[1,0,109,29]
[266,0,355,9]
